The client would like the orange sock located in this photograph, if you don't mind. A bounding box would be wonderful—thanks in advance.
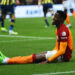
[66,14,71,25]
[72,12,75,18]
[8,54,36,64]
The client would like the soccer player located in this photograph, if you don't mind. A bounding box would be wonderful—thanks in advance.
[0,11,73,64]
[38,0,54,28]
[62,0,75,28]
[0,0,20,35]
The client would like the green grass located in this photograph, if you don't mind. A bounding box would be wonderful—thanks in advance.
[0,17,75,75]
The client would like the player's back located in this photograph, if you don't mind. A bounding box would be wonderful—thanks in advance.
[0,0,16,5]
[42,0,53,4]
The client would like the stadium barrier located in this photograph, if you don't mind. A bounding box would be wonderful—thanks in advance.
[7,4,74,18]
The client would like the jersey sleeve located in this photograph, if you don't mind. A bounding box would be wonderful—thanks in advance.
[53,29,58,50]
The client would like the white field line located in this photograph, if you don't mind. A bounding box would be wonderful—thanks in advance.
[0,39,45,43]
[0,35,55,40]
[0,35,55,43]
[32,71,75,75]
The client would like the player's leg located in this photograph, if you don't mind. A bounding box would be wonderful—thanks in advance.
[9,14,18,35]
[0,5,1,22]
[0,50,36,64]
[50,10,54,18]
[1,14,8,32]
[43,5,49,28]
[70,0,75,18]
[0,50,59,64]
[8,5,18,35]
[0,5,7,32]
[7,55,35,64]
[0,51,48,64]
[48,3,54,18]
[6,52,46,64]
[1,14,6,27]
[63,0,71,28]
[64,9,71,28]
[10,14,15,31]
[70,8,75,18]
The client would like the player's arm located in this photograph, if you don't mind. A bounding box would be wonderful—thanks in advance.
[38,0,41,7]
[39,42,67,64]
[53,40,58,50]
[48,42,67,62]
[53,30,58,50]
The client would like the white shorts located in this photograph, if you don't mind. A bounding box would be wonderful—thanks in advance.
[63,0,75,9]
[45,50,63,62]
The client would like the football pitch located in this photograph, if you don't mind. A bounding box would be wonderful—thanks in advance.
[0,17,75,75]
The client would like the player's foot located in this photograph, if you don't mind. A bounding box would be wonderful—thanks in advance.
[67,24,72,28]
[9,30,18,35]
[1,27,8,32]
[0,51,6,64]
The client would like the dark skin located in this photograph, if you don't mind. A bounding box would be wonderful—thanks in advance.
[35,12,65,64]
[52,13,64,28]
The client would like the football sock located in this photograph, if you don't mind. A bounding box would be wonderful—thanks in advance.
[7,54,36,64]
[9,25,14,31]
[72,12,75,18]
[66,14,71,25]
[9,19,15,30]
[1,19,4,27]
[44,17,49,26]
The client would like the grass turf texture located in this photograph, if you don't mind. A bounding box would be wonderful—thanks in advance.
[0,17,75,75]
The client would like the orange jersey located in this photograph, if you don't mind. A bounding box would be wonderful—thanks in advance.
[56,24,73,61]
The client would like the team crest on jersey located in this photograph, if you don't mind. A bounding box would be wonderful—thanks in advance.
[62,32,66,36]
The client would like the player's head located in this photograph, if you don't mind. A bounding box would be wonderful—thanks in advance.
[52,10,67,27]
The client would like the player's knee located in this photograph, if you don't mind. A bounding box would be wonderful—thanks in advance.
[11,16,15,20]
[10,14,15,20]
[2,15,5,20]
[45,50,57,60]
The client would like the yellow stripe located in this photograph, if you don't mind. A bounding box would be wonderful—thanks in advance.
[1,0,16,5]
[1,0,6,5]
[1,0,4,5]
[11,0,15,4]
[42,0,53,4]
[48,0,50,3]
[11,22,15,25]
[7,0,9,5]
[4,0,6,5]
[45,0,47,3]
[1,0,3,4]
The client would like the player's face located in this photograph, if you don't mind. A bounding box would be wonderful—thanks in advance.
[52,13,61,26]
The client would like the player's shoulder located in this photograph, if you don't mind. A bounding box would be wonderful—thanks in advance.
[58,24,69,36]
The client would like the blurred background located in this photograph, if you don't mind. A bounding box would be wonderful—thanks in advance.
[14,0,64,18]
[19,0,62,5]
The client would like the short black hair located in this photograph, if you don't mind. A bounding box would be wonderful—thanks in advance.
[57,10,67,20]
